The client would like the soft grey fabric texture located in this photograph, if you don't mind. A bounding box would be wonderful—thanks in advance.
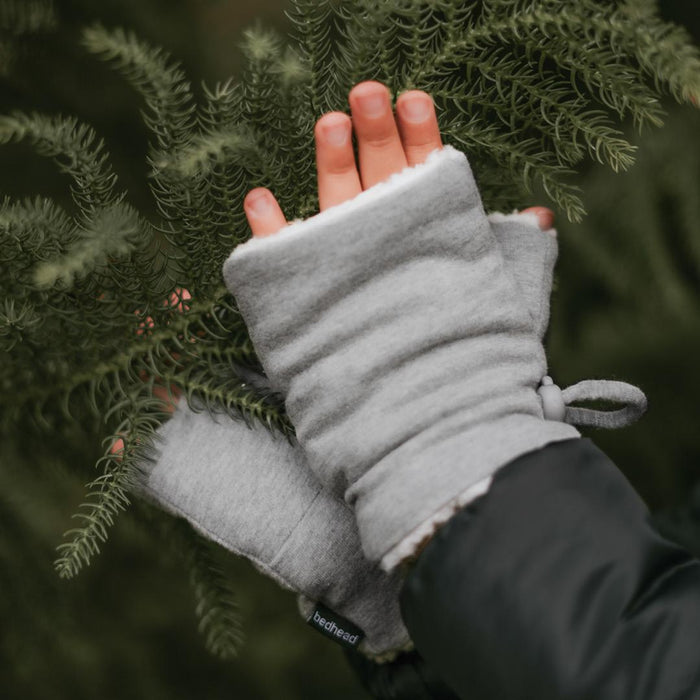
[135,400,410,658]
[488,213,558,340]
[223,145,580,566]
[562,379,648,428]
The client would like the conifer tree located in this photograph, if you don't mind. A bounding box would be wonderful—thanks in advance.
[2,0,700,661]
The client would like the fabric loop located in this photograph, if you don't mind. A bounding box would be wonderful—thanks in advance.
[560,379,648,429]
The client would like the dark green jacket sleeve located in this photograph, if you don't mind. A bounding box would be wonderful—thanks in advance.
[399,438,700,700]
[343,648,460,700]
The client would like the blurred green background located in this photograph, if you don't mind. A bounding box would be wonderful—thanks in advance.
[1,1,700,698]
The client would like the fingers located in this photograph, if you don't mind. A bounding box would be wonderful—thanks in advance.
[153,383,181,415]
[314,83,442,209]
[521,206,556,233]
[244,188,288,238]
[243,81,443,234]
[348,81,408,189]
[395,90,443,166]
[246,81,566,243]
[315,112,362,212]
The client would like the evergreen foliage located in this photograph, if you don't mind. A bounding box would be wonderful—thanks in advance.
[548,104,700,512]
[0,0,56,76]
[2,0,700,661]
[175,519,246,659]
[0,0,55,34]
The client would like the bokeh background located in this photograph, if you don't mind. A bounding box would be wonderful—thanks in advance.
[1,1,699,698]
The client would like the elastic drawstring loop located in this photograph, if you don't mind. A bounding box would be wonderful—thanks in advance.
[538,376,648,429]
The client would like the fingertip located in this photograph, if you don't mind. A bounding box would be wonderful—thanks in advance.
[244,187,275,214]
[110,437,125,458]
[522,206,555,232]
[396,90,434,120]
[244,188,287,237]
[395,90,443,166]
[315,111,363,210]
[315,112,353,151]
[348,80,390,103]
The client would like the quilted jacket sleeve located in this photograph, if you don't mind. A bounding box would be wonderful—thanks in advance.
[399,438,700,700]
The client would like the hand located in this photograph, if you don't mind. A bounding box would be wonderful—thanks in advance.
[241,80,554,237]
[224,81,582,569]
[109,288,190,457]
[137,81,563,658]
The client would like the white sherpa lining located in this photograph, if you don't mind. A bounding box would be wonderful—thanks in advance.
[380,475,494,572]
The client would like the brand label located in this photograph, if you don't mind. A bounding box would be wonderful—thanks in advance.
[306,603,365,650]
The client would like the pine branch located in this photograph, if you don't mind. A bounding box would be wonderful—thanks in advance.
[174,521,245,660]
[615,1,700,104]
[263,46,318,219]
[0,0,56,35]
[81,24,213,286]
[173,362,294,440]
[0,112,123,218]
[441,113,586,221]
[154,125,260,180]
[0,297,41,351]
[2,288,252,424]
[556,106,700,323]
[286,0,344,114]
[32,203,147,289]
[235,25,314,215]
[196,80,264,247]
[0,0,57,77]
[54,391,168,578]
[82,23,196,152]
[0,196,74,281]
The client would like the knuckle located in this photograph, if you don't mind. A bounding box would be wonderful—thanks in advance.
[323,162,359,179]
[363,130,401,151]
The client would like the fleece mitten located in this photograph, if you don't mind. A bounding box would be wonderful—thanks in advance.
[223,145,581,569]
[136,392,411,660]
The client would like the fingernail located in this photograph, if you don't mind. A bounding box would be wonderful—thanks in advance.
[535,208,555,231]
[399,95,432,123]
[247,191,273,217]
[356,90,388,118]
[523,206,555,231]
[321,121,350,146]
[110,438,125,457]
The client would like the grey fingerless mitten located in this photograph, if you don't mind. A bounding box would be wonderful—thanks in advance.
[223,146,580,570]
[136,400,411,659]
